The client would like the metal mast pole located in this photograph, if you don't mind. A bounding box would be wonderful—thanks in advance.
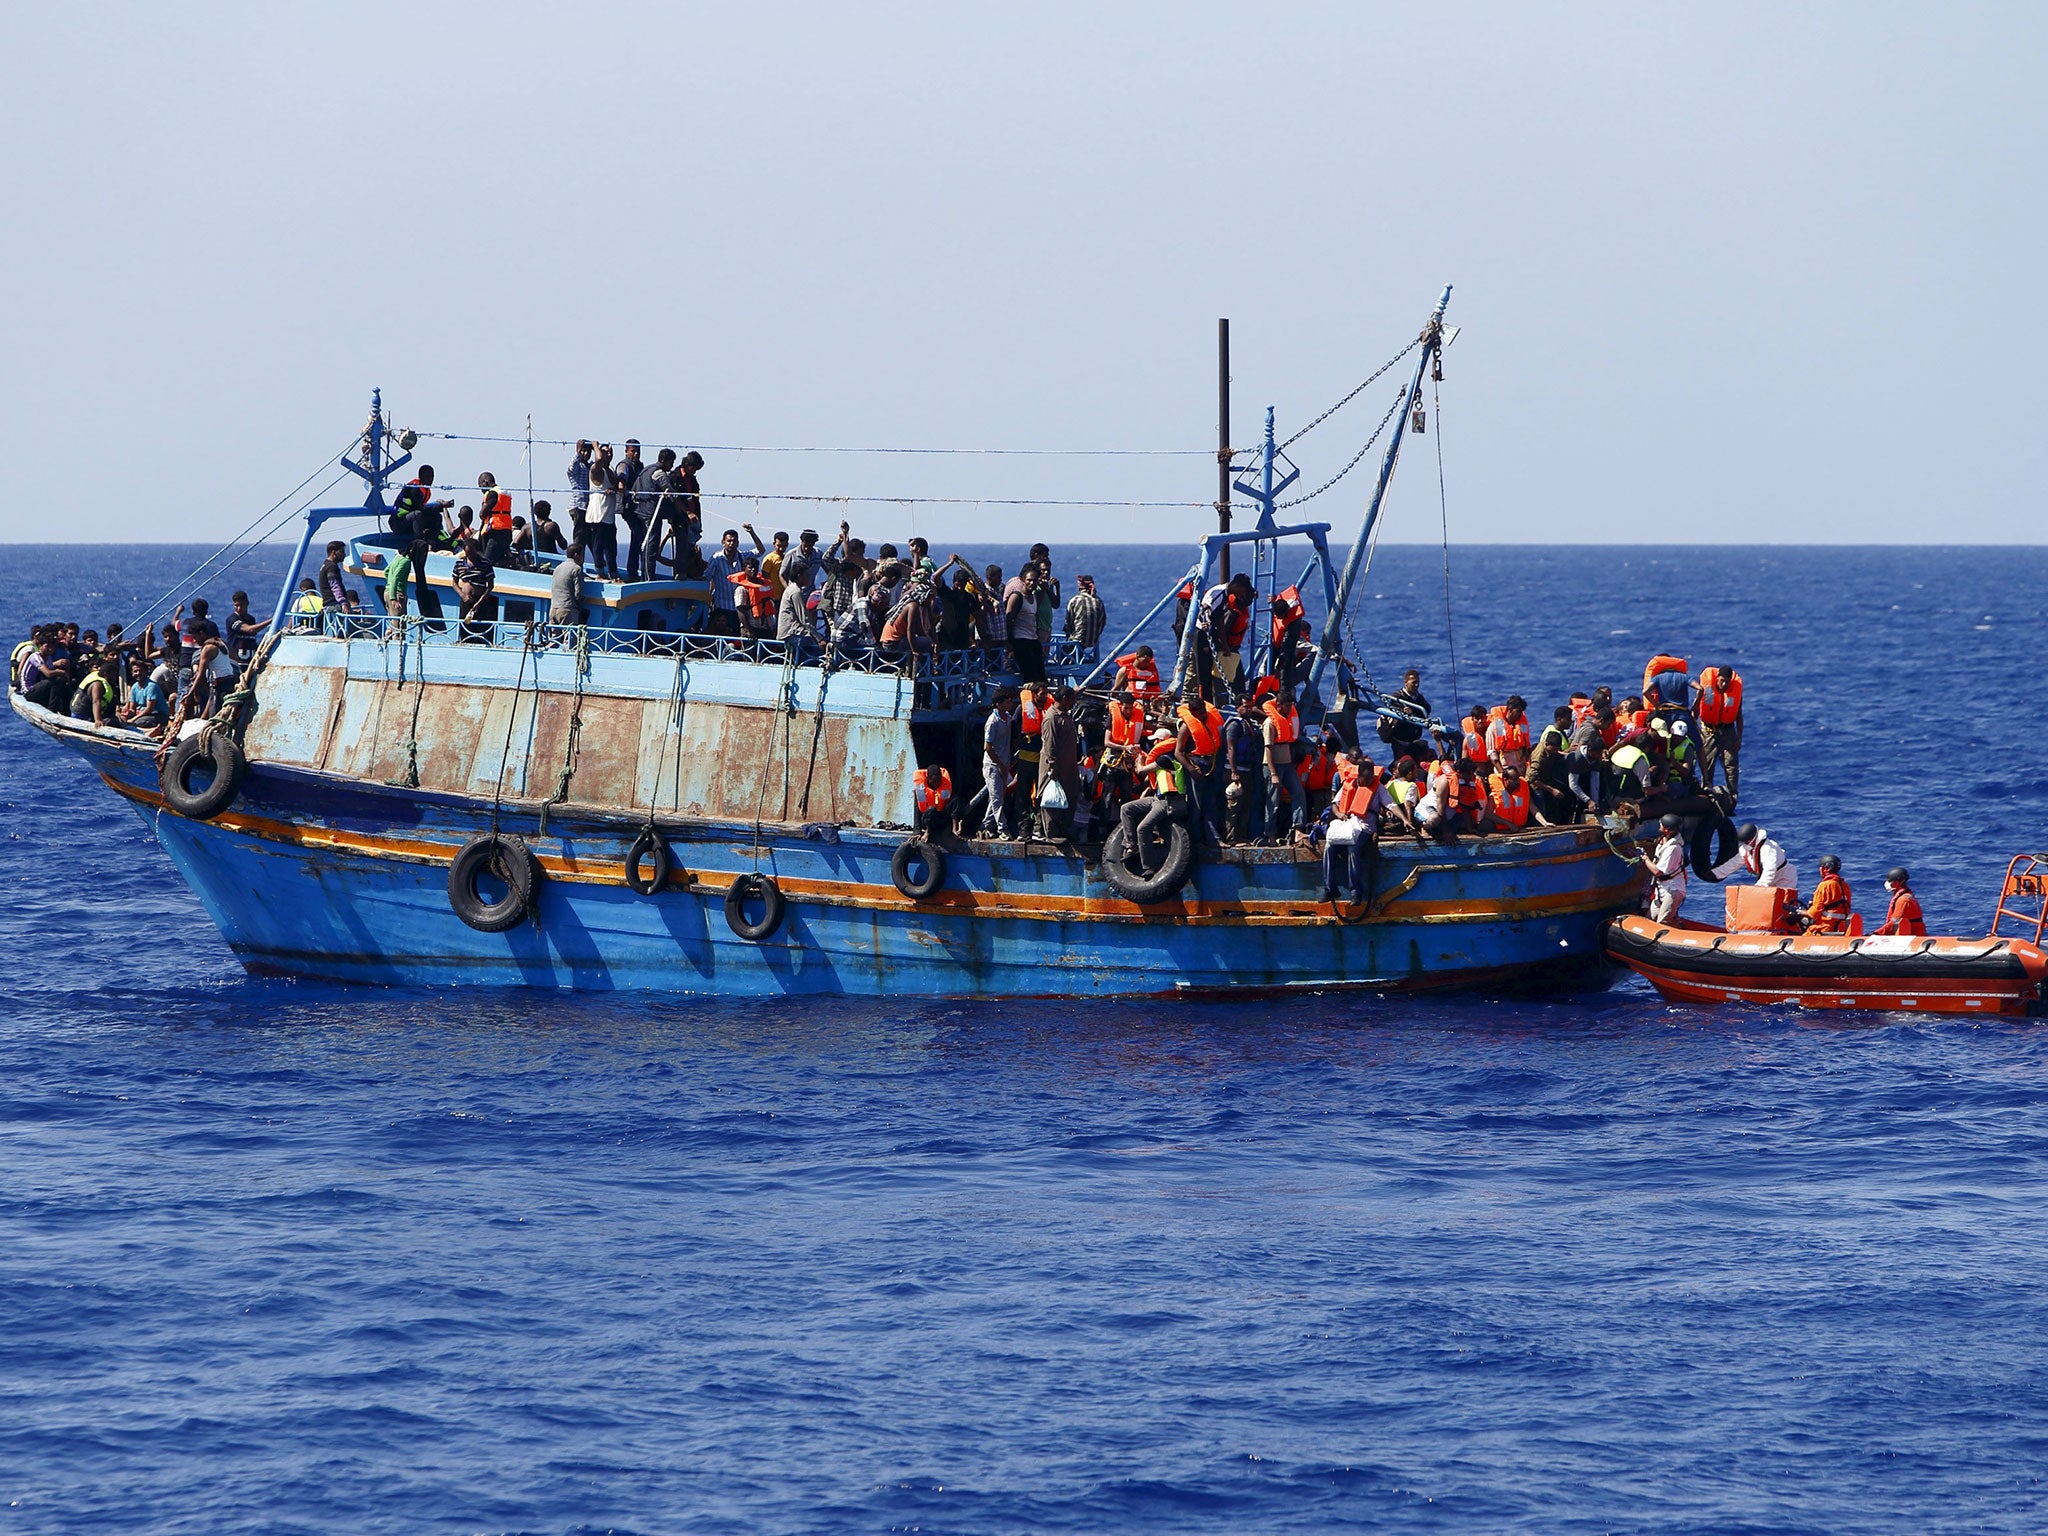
[1306,285,1452,697]
[1216,318,1231,581]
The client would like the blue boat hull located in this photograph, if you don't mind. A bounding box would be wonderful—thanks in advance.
[21,697,1643,996]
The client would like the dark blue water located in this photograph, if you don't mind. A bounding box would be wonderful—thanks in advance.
[6,543,2048,1533]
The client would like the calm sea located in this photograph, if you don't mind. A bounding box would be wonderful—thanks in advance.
[3,543,2046,1533]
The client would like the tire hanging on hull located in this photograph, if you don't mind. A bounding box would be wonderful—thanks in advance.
[161,731,244,820]
[448,834,541,932]
[725,873,786,941]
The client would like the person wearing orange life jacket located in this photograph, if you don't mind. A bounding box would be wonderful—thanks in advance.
[1117,728,1190,874]
[1175,694,1228,842]
[728,560,778,638]
[1297,726,1339,815]
[1486,695,1531,774]
[1113,646,1163,700]
[1802,854,1853,934]
[1204,575,1255,693]
[477,474,516,566]
[1875,868,1926,937]
[1487,765,1532,829]
[1268,585,1311,690]
[1693,662,1745,800]
[1318,751,1390,904]
[1260,689,1307,840]
[1459,707,1492,768]
[1011,684,1045,829]
[1642,653,1690,711]
[913,764,953,837]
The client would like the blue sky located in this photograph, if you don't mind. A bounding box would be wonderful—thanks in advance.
[1,2,2040,544]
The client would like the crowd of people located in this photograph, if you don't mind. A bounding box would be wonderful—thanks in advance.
[942,640,1755,908]
[9,594,271,742]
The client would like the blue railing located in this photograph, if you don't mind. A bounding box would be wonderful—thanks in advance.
[293,610,1099,706]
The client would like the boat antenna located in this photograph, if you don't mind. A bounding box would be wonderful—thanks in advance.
[1216,318,1232,581]
[1306,285,1452,699]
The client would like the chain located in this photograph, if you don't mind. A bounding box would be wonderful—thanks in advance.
[1276,336,1422,452]
[1275,384,1409,510]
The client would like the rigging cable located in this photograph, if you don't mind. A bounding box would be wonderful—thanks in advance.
[1433,372,1461,720]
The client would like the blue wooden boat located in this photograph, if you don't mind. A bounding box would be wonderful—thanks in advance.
[11,291,1644,995]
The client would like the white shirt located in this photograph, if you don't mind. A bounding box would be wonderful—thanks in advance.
[1647,833,1687,903]
[1717,830,1793,889]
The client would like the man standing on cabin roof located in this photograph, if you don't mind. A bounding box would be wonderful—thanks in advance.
[566,441,593,526]
[1694,662,1744,802]
[1641,813,1688,924]
[1064,574,1106,655]
[1003,564,1047,684]
[617,440,651,581]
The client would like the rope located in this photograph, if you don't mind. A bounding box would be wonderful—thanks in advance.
[750,643,803,863]
[797,641,839,818]
[391,618,428,789]
[1433,375,1461,719]
[539,623,591,834]
[421,431,1209,457]
[488,623,533,835]
[642,651,687,832]
[123,455,352,637]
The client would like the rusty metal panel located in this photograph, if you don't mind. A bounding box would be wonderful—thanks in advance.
[326,678,403,778]
[471,688,541,800]
[394,684,494,794]
[561,695,648,807]
[243,662,343,767]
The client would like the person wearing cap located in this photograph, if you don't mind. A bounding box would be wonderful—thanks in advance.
[1641,813,1689,923]
[1876,868,1927,936]
[1663,716,1699,790]
[1803,855,1853,934]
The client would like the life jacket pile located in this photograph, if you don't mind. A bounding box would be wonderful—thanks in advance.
[1698,668,1743,726]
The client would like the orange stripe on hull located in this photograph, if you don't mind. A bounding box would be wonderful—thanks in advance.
[110,773,1641,930]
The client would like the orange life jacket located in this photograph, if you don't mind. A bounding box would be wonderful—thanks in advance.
[729,571,775,621]
[1334,760,1380,818]
[1262,700,1299,744]
[1461,715,1489,765]
[1598,716,1621,748]
[1487,715,1529,758]
[1019,687,1043,738]
[914,766,952,813]
[1698,668,1744,726]
[1807,873,1852,933]
[1116,653,1162,698]
[483,489,514,532]
[1269,585,1305,648]
[1880,889,1927,937]
[1628,709,1651,733]
[1177,700,1223,757]
[1214,592,1249,650]
[1489,773,1530,827]
[1107,698,1144,749]
[1299,745,1334,793]
[1451,777,1487,817]
[1569,693,1593,728]
[1643,654,1688,704]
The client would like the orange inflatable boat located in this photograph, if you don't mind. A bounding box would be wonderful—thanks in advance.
[1605,854,2048,1016]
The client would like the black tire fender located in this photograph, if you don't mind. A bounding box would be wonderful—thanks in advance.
[724,872,786,941]
[625,827,672,896]
[890,838,947,900]
[1690,815,1740,884]
[447,834,541,932]
[160,731,245,820]
[1100,820,1195,904]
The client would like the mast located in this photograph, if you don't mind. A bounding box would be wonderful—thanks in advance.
[1306,285,1452,698]
[1216,319,1231,581]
